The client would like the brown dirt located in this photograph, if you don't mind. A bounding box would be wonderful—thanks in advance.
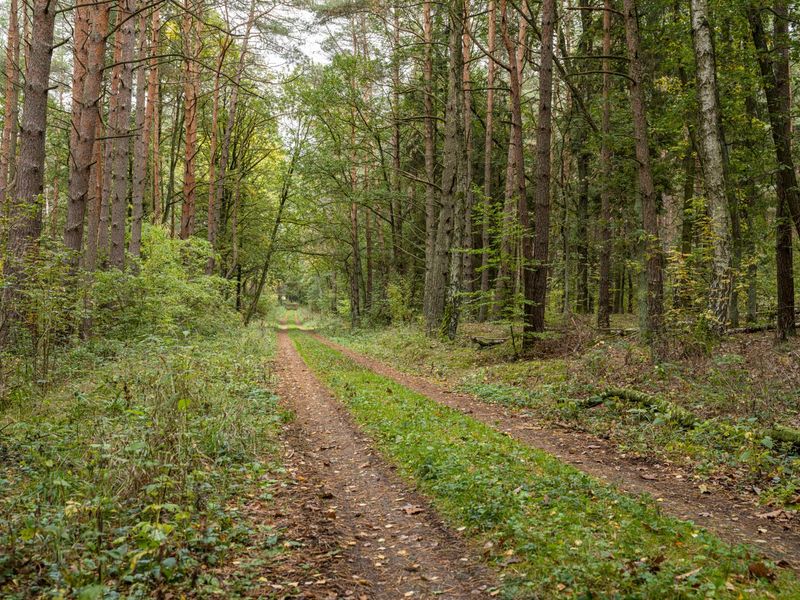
[273,331,497,599]
[312,332,800,570]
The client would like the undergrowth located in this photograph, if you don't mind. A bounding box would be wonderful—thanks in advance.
[292,331,799,599]
[330,322,800,507]
[0,321,285,598]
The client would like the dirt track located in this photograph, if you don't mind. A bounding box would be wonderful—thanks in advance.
[311,332,800,569]
[274,331,496,598]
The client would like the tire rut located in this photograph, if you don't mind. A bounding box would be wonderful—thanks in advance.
[311,332,800,569]
[275,331,497,599]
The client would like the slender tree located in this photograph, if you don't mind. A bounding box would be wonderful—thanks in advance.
[623,0,664,345]
[690,0,732,332]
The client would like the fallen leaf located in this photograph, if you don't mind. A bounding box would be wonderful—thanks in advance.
[756,509,787,520]
[401,504,424,515]
[748,562,775,581]
[676,567,702,581]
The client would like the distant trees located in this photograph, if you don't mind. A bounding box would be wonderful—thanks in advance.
[1,0,799,352]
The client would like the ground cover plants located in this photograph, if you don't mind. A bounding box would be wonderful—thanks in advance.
[292,330,799,598]
[328,320,800,509]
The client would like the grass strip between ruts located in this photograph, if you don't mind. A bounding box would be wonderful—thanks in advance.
[290,331,799,599]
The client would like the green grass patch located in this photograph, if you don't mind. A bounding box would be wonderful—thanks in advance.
[1,325,288,598]
[291,331,799,599]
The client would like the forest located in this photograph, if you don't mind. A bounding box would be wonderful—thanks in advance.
[1,0,800,597]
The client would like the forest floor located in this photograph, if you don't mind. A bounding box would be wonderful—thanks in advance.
[311,332,800,566]
[273,330,497,598]
[270,310,800,597]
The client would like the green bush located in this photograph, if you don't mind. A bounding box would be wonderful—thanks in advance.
[90,225,236,340]
[0,326,283,598]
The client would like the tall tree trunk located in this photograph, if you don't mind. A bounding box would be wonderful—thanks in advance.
[425,0,466,337]
[623,0,664,344]
[65,2,109,262]
[109,0,136,269]
[179,7,200,240]
[129,8,149,259]
[390,2,404,275]
[773,1,795,339]
[0,0,20,211]
[462,5,475,295]
[422,0,437,315]
[478,0,496,322]
[1,0,57,338]
[84,122,104,271]
[597,0,613,329]
[529,0,556,334]
[148,8,161,223]
[495,1,527,318]
[690,0,733,332]
[64,1,90,255]
[205,37,232,273]
[747,2,796,337]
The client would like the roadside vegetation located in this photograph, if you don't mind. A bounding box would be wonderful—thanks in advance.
[0,232,289,598]
[293,330,799,598]
[326,319,800,509]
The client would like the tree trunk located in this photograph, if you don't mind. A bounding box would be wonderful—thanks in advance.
[425,0,466,337]
[65,2,109,261]
[0,0,20,210]
[529,0,556,334]
[462,5,475,295]
[747,3,800,242]
[478,0,497,322]
[214,0,257,256]
[148,8,161,223]
[597,0,613,330]
[422,0,437,315]
[773,1,795,339]
[109,0,136,269]
[129,8,149,259]
[179,7,200,240]
[205,37,232,273]
[64,1,90,255]
[623,0,664,344]
[690,0,733,332]
[84,122,104,271]
[1,0,57,338]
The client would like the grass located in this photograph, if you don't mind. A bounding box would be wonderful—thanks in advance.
[0,323,289,599]
[291,330,799,599]
[328,321,800,507]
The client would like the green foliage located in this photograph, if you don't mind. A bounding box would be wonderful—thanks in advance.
[91,225,236,340]
[386,275,414,324]
[0,325,283,598]
[292,331,799,598]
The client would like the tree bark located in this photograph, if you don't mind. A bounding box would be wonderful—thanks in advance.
[179,6,200,240]
[422,0,437,315]
[213,0,257,257]
[597,0,613,329]
[425,0,467,337]
[478,0,497,322]
[65,2,109,262]
[108,0,136,269]
[690,0,733,332]
[0,0,20,211]
[529,0,556,334]
[623,0,664,343]
[1,0,57,338]
[129,8,149,259]
[205,36,232,273]
[148,8,161,223]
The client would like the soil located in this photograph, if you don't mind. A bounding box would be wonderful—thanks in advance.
[312,332,800,570]
[272,331,497,598]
